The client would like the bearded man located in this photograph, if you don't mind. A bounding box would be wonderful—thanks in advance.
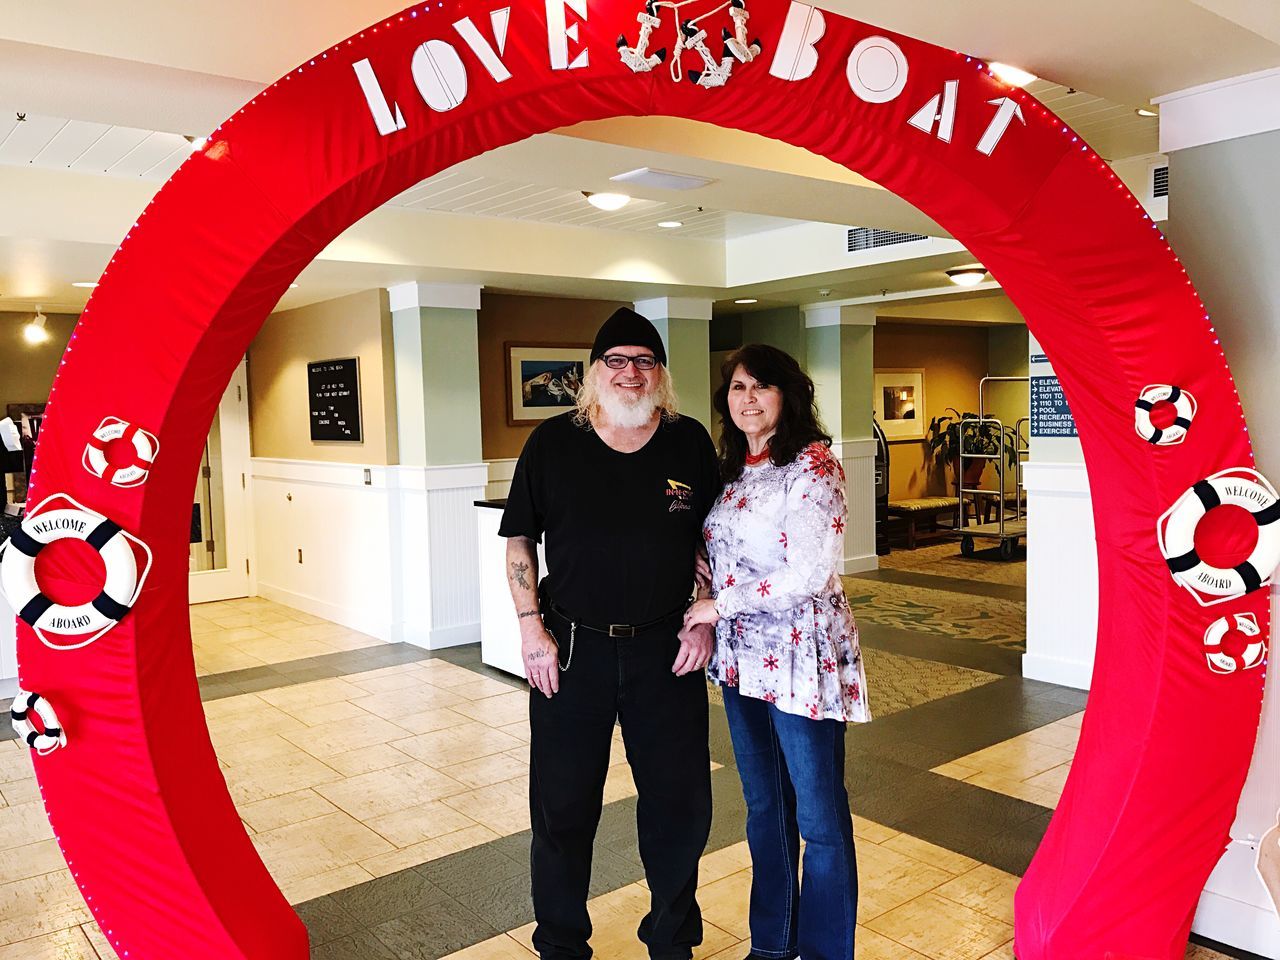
[500,307,719,960]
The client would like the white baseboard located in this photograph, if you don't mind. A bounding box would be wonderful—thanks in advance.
[398,620,479,651]
[1193,884,1280,957]
[842,553,879,575]
[257,582,393,644]
[0,676,17,699]
[1021,651,1094,690]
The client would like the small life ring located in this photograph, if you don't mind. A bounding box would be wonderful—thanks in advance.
[82,417,158,488]
[1135,384,1196,446]
[10,690,67,755]
[1158,468,1280,606]
[1203,613,1266,675]
[0,494,146,650]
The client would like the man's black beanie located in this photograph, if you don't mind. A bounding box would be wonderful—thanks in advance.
[589,307,667,366]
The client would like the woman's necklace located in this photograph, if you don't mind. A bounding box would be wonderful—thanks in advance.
[744,445,771,466]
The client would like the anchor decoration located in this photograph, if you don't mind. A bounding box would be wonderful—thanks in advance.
[616,0,667,72]
[616,0,763,87]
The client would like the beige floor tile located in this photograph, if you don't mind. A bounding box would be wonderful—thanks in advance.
[0,801,55,850]
[0,870,92,945]
[259,620,355,643]
[977,942,1016,959]
[80,923,119,960]
[880,835,981,876]
[450,691,531,728]
[961,771,1059,808]
[201,692,265,720]
[498,720,532,743]
[353,684,466,720]
[416,660,496,688]
[1021,723,1080,752]
[960,739,1074,781]
[602,763,639,804]
[280,864,377,905]
[1057,712,1084,729]
[1023,763,1071,795]
[440,752,529,789]
[931,760,982,781]
[696,870,753,940]
[282,699,374,727]
[856,842,954,923]
[283,714,414,759]
[365,800,479,848]
[323,630,386,653]
[194,647,267,673]
[865,892,1013,960]
[0,779,40,807]
[207,705,308,748]
[441,778,530,835]
[0,927,97,960]
[441,933,542,960]
[392,721,524,767]
[222,751,343,806]
[215,734,306,768]
[391,707,474,736]
[232,636,342,664]
[697,842,753,886]
[350,672,425,695]
[251,811,394,884]
[442,677,522,702]
[316,762,467,821]
[324,743,417,778]
[360,823,500,877]
[701,941,751,960]
[857,927,932,959]
[936,865,1019,926]
[855,815,902,845]
[238,788,339,834]
[1184,945,1234,959]
[257,678,369,713]
[0,751,35,786]
[0,838,66,886]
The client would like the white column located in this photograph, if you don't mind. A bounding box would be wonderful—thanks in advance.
[803,303,876,574]
[387,281,487,650]
[634,296,713,430]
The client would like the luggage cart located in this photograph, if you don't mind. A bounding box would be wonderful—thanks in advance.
[955,376,1030,561]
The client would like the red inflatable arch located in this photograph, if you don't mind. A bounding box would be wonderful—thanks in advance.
[6,0,1271,956]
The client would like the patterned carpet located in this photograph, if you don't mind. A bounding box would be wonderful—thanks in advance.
[841,577,1027,651]
[879,541,1028,588]
[707,647,1000,717]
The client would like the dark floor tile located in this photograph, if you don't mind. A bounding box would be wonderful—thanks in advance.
[489,830,532,863]
[464,872,536,931]
[857,623,1024,676]
[310,928,400,960]
[232,670,296,693]
[272,655,329,675]
[371,896,497,960]
[196,680,243,701]
[295,895,363,946]
[588,847,646,898]
[851,568,1026,603]
[328,870,449,927]
[417,844,526,899]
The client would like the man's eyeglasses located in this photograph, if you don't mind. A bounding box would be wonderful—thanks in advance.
[600,353,658,371]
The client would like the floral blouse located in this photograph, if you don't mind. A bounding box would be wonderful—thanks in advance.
[704,442,870,723]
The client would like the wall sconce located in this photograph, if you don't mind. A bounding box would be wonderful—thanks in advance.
[23,307,50,345]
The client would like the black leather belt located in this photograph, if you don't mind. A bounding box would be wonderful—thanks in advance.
[545,599,688,638]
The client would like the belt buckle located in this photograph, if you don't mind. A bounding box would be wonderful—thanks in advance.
[608,623,635,638]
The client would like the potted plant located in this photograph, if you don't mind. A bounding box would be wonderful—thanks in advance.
[926,408,1021,489]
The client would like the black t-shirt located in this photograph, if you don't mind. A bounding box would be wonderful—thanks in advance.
[499,413,721,625]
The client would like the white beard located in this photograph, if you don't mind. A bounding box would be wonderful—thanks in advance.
[598,388,659,429]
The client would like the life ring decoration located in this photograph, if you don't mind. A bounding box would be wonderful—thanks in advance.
[1203,612,1266,675]
[10,689,67,756]
[0,493,152,651]
[1135,384,1196,446]
[1158,468,1280,606]
[82,416,159,488]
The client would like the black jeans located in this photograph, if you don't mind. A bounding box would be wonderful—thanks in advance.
[529,608,712,960]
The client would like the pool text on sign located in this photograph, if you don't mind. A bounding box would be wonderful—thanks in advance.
[353,0,1024,158]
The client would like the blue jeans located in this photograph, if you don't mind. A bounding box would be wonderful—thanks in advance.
[722,685,858,960]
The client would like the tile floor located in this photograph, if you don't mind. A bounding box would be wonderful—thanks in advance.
[0,589,1242,959]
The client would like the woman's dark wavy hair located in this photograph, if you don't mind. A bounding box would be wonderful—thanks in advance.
[713,343,832,482]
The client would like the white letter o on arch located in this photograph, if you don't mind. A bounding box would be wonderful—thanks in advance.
[412,39,469,112]
[846,35,908,103]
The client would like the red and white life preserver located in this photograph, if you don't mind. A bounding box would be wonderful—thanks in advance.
[0,494,151,650]
[1158,468,1280,606]
[82,417,158,487]
[1203,613,1266,675]
[10,690,67,755]
[1135,384,1196,446]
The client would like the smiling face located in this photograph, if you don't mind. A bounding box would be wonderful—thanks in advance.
[598,345,660,406]
[727,365,782,445]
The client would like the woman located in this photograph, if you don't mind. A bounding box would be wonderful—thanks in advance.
[684,343,869,960]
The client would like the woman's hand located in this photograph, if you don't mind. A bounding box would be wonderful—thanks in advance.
[683,597,720,628]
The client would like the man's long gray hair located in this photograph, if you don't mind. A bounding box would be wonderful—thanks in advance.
[572,362,680,427]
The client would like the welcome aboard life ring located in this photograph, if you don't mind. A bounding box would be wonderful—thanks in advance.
[82,417,159,488]
[1135,384,1196,446]
[1158,468,1280,606]
[0,494,151,650]
[1203,612,1266,675]
[10,690,67,755]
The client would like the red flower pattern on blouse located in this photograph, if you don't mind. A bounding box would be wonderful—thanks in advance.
[736,496,748,510]
[724,574,736,588]
[757,580,771,597]
[763,691,778,704]
[822,657,837,673]
[779,531,788,549]
[703,527,713,541]
[790,627,802,645]
[722,486,736,504]
[832,515,845,534]
[763,654,779,671]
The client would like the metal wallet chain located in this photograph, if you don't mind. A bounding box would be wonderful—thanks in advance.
[558,620,576,672]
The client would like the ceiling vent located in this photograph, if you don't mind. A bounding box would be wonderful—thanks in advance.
[1153,165,1169,199]
[609,167,715,190]
[847,226,929,252]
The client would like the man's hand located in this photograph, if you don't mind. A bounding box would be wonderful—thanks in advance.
[694,547,712,593]
[523,623,561,697]
[673,621,714,676]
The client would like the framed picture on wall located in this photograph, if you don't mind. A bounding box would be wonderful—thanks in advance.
[506,342,591,426]
[873,370,926,441]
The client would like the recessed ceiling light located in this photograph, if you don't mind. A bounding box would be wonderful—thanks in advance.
[658,221,683,229]
[946,265,988,287]
[734,299,758,305]
[1135,107,1158,118]
[71,282,98,288]
[582,191,630,211]
[610,167,715,191]
[989,62,1037,87]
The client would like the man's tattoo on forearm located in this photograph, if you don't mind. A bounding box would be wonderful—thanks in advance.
[510,560,530,589]
[518,610,539,619]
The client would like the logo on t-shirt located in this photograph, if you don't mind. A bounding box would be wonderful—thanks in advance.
[666,478,693,512]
